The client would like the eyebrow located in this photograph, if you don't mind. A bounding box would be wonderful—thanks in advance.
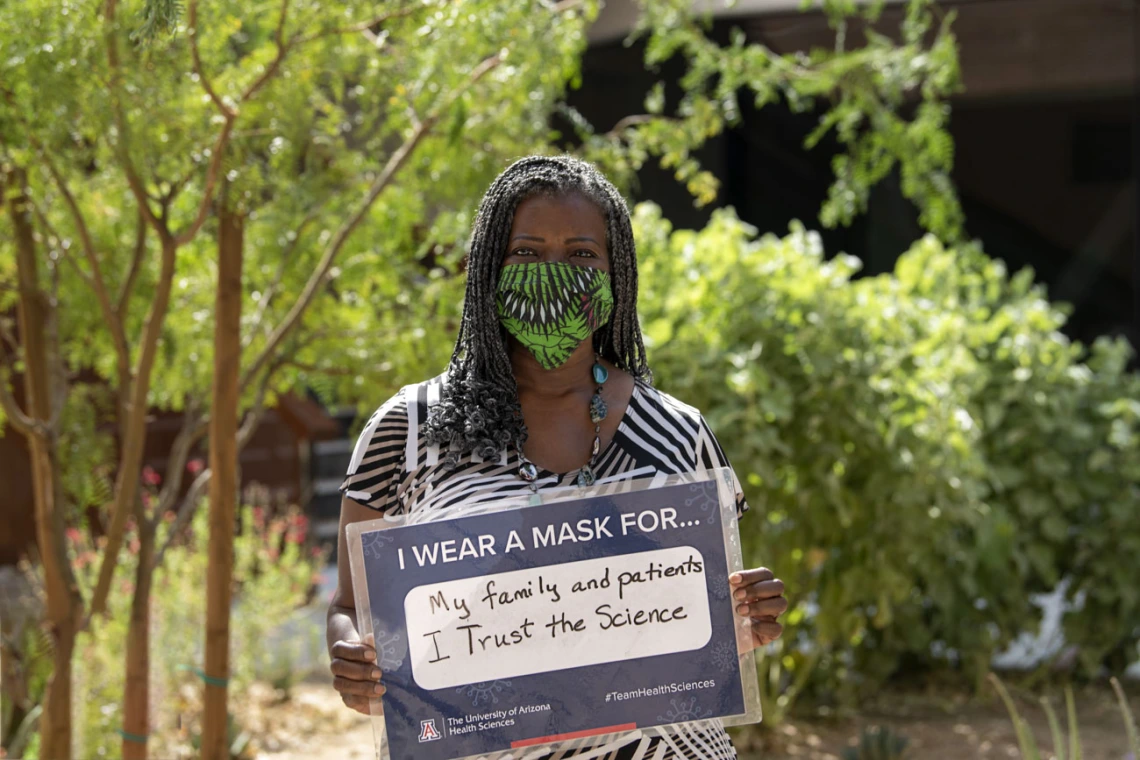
[510,235,601,245]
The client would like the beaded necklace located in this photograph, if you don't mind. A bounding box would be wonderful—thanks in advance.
[517,356,609,489]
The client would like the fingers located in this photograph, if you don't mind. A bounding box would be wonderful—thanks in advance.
[330,637,384,709]
[735,595,788,619]
[730,568,774,587]
[749,617,783,646]
[330,639,377,663]
[334,675,386,698]
[733,579,784,603]
[331,658,382,682]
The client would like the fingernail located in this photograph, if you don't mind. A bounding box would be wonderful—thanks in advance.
[736,604,748,615]
[372,669,381,680]
[730,573,742,584]
[734,589,746,600]
[364,650,376,660]
[374,684,384,694]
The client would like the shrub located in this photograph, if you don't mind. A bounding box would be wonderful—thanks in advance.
[634,203,1140,710]
[61,501,324,759]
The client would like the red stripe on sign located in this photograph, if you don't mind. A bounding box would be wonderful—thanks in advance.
[511,723,637,748]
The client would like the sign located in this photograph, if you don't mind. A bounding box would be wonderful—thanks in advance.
[348,471,760,760]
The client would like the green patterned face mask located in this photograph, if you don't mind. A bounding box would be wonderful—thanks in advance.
[496,262,615,370]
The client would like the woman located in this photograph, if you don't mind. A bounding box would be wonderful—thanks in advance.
[327,155,787,759]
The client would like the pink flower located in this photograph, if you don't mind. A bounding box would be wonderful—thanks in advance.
[128,537,140,555]
[186,458,205,475]
[141,466,161,486]
[66,527,82,544]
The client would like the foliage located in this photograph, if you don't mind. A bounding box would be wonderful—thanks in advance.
[989,673,1140,760]
[0,0,599,418]
[634,203,1140,713]
[51,502,322,760]
[0,609,52,759]
[576,0,963,240]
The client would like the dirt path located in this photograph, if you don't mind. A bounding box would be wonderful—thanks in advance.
[251,682,1135,760]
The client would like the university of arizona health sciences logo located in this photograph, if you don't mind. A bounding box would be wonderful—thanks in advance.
[418,718,443,743]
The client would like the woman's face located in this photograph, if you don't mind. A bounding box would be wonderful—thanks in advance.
[503,192,609,272]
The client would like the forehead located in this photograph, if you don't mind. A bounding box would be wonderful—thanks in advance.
[509,192,607,237]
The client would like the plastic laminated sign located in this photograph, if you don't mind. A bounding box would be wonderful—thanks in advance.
[346,467,762,760]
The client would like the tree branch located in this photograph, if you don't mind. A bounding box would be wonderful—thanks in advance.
[116,206,147,320]
[47,253,67,433]
[171,117,235,247]
[0,373,41,438]
[152,364,274,569]
[30,203,96,293]
[239,52,502,392]
[236,369,273,450]
[242,203,324,349]
[39,164,131,380]
[239,0,290,102]
[291,4,422,46]
[186,0,235,119]
[607,114,655,136]
[151,466,211,570]
[285,360,356,377]
[0,83,133,382]
[103,0,165,236]
[87,235,179,619]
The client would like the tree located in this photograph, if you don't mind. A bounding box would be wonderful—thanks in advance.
[0,165,84,760]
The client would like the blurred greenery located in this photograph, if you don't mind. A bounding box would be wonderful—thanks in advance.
[64,500,321,759]
[636,205,1140,715]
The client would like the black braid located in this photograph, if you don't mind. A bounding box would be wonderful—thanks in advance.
[422,155,651,467]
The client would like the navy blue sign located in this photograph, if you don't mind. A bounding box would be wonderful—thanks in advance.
[356,480,744,760]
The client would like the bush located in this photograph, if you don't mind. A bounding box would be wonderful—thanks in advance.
[634,203,1140,711]
[62,501,324,759]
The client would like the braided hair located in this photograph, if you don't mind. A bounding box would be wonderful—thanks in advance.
[422,155,651,467]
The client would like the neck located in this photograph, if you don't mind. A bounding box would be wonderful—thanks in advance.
[510,340,596,399]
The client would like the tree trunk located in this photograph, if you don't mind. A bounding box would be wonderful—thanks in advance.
[7,166,83,760]
[89,233,178,619]
[201,200,244,760]
[120,508,156,760]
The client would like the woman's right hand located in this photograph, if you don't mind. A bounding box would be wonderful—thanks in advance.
[329,632,385,715]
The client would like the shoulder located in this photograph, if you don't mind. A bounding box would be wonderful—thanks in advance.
[630,380,704,435]
[341,375,451,512]
[343,387,410,482]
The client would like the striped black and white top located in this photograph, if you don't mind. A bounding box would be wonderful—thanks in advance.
[341,374,748,760]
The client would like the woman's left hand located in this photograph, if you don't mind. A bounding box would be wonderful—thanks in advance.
[730,567,787,649]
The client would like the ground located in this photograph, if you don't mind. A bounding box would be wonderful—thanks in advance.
[248,680,1135,760]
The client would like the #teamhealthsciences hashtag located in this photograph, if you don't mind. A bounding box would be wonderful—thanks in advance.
[606,680,716,702]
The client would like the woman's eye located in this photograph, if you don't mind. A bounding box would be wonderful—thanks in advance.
[573,249,597,259]
[510,248,537,257]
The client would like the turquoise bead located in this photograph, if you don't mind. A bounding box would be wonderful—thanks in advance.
[592,362,609,384]
[589,393,608,424]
